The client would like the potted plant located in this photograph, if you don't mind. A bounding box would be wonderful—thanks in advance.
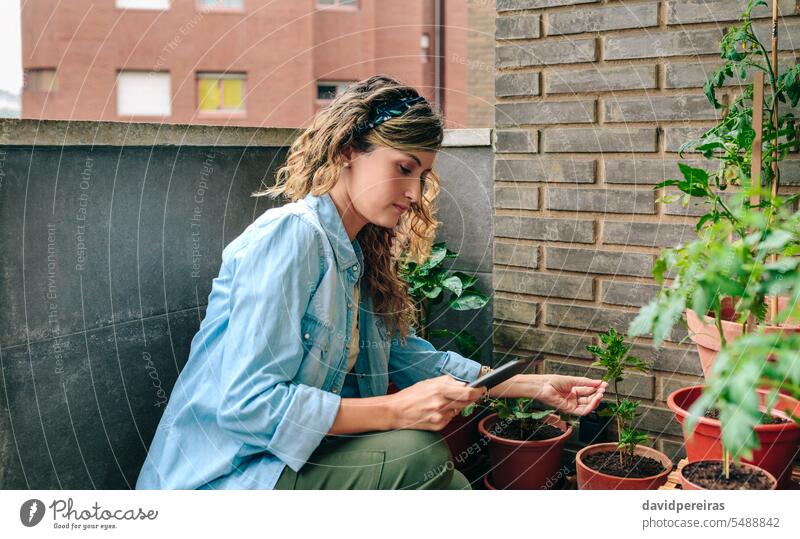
[462,397,573,490]
[678,330,800,489]
[628,0,800,489]
[575,330,673,490]
[397,241,491,470]
[629,0,800,377]
[678,460,777,490]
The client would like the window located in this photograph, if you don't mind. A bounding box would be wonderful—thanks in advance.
[116,71,172,116]
[24,69,58,92]
[116,0,170,9]
[197,72,246,113]
[197,0,243,10]
[420,33,430,64]
[317,81,352,102]
[317,0,358,8]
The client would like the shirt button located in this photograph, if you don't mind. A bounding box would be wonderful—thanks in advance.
[352,264,359,272]
[304,333,310,340]
[331,387,339,394]
[347,302,353,308]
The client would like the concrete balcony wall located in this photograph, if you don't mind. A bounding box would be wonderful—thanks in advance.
[0,119,493,488]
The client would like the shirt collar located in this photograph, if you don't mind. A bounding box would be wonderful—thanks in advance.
[303,191,364,280]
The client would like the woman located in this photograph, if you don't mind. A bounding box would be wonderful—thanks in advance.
[136,75,607,490]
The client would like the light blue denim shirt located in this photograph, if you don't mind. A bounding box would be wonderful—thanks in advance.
[135,191,482,490]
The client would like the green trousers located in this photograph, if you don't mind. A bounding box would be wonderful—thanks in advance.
[274,429,471,490]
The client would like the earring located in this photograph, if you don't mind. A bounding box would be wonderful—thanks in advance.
[343,162,350,168]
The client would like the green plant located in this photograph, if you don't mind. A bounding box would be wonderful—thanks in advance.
[587,329,651,464]
[685,330,800,464]
[399,241,489,359]
[462,395,556,430]
[629,0,800,347]
[628,0,800,480]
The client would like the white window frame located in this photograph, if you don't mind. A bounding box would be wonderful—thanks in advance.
[316,0,359,10]
[116,71,172,117]
[116,0,171,11]
[196,0,245,13]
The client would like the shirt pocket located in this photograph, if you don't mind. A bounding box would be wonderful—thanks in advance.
[295,312,333,388]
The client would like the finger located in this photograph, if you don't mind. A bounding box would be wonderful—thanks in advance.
[571,385,603,397]
[566,376,606,387]
[582,392,605,413]
[441,384,483,401]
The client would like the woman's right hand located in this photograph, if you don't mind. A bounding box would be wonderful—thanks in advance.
[387,375,487,431]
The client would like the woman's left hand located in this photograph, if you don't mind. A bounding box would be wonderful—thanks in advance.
[535,375,607,416]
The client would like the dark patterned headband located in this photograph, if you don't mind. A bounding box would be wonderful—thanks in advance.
[351,95,426,137]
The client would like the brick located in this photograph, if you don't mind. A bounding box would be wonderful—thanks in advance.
[663,189,713,217]
[549,3,658,35]
[632,344,703,377]
[542,128,657,153]
[496,100,596,126]
[496,15,541,40]
[601,280,660,307]
[493,295,539,325]
[778,159,800,186]
[546,65,657,94]
[659,438,687,462]
[545,302,636,332]
[494,215,596,243]
[495,269,594,300]
[634,404,683,437]
[604,158,717,185]
[494,129,538,153]
[752,22,800,51]
[495,186,540,210]
[664,126,713,153]
[666,0,797,25]
[497,38,597,68]
[603,95,721,123]
[546,188,655,214]
[545,246,654,277]
[545,359,654,399]
[494,241,540,269]
[659,376,704,402]
[665,58,799,89]
[493,323,594,359]
[496,72,540,97]
[495,158,596,183]
[603,221,696,248]
[544,302,685,343]
[604,28,723,60]
[497,0,599,11]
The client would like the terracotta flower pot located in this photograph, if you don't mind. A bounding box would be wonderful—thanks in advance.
[477,412,572,490]
[668,385,800,489]
[575,443,673,490]
[483,473,497,490]
[686,296,800,378]
[678,460,777,490]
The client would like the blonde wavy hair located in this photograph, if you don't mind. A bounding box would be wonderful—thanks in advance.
[251,75,445,339]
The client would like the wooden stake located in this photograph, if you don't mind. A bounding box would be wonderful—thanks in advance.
[769,0,781,323]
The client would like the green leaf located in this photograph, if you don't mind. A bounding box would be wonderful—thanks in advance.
[448,290,489,311]
[441,275,463,297]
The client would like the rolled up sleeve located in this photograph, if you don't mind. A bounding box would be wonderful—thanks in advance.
[215,214,341,473]
[387,327,483,390]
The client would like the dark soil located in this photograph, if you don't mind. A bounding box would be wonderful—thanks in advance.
[582,450,666,478]
[682,460,775,490]
[703,408,788,424]
[490,418,565,441]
